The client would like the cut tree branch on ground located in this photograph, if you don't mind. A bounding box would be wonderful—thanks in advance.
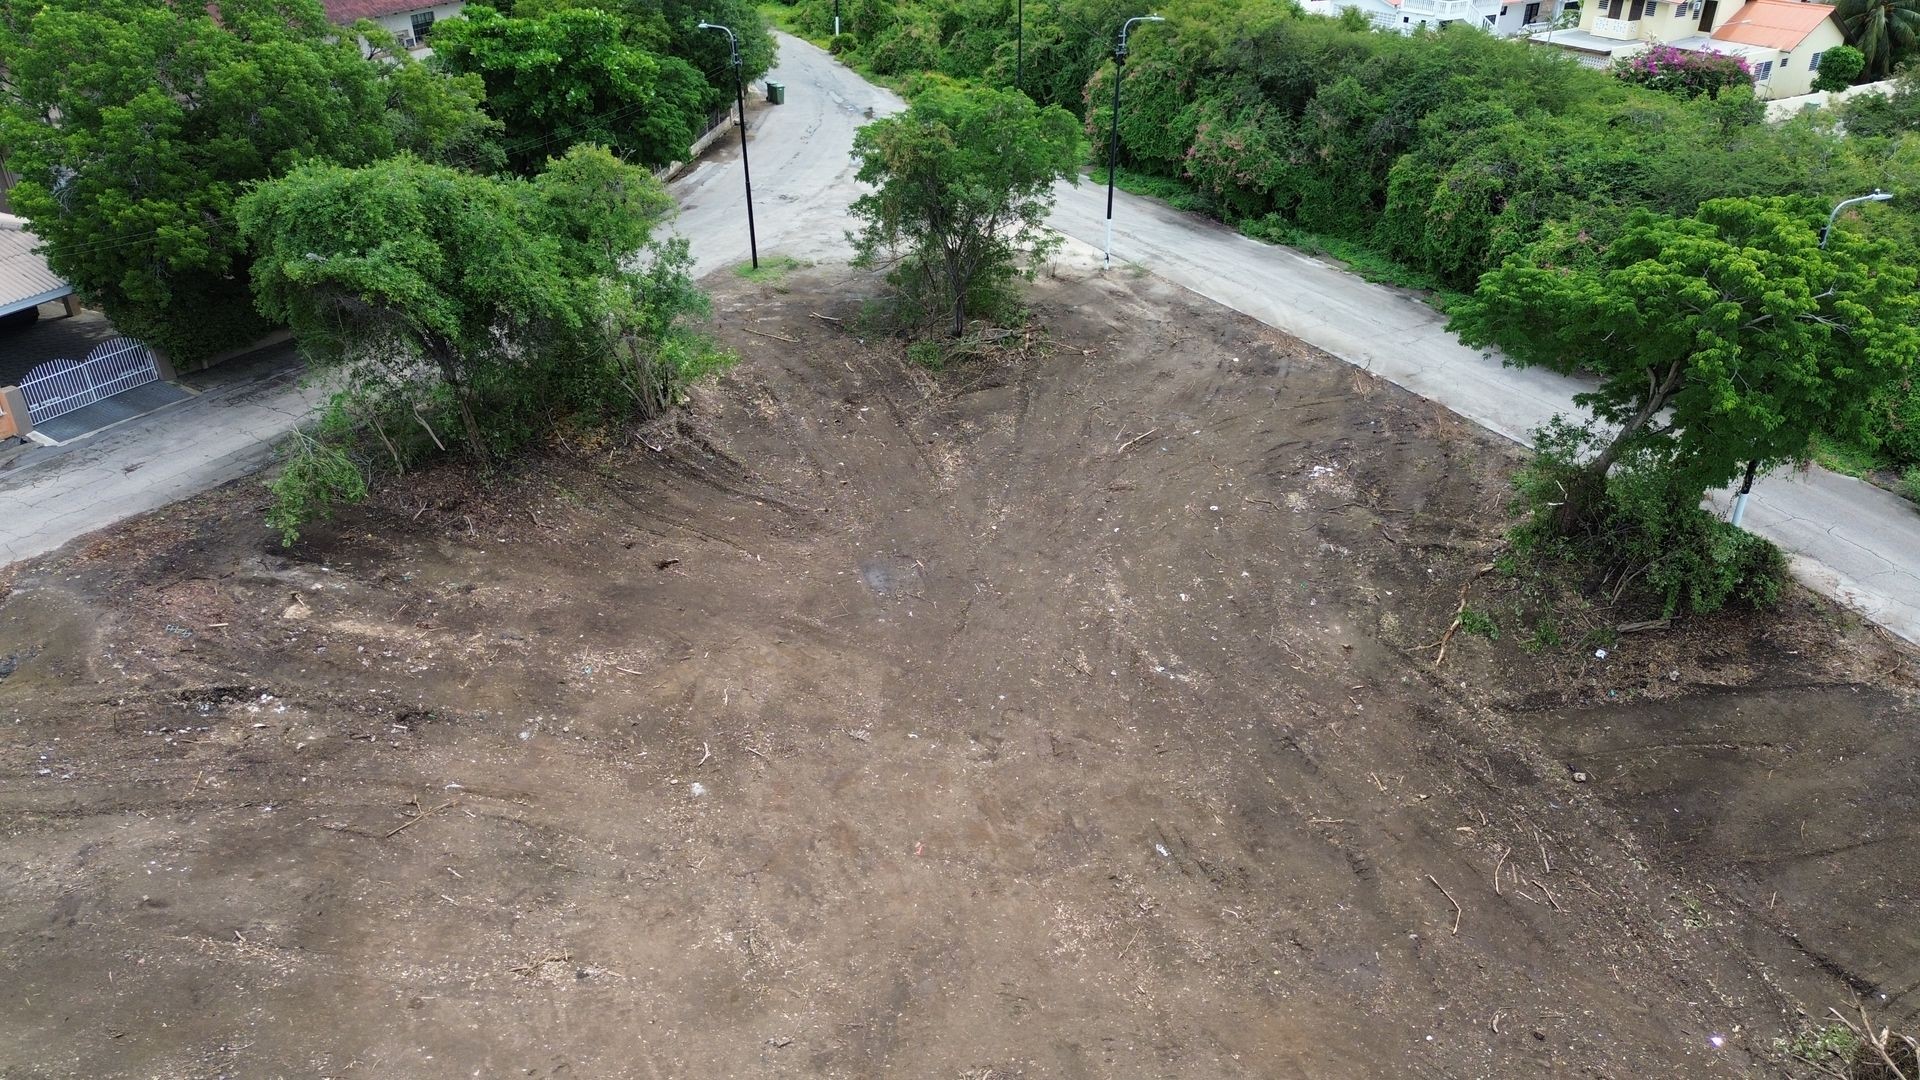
[743,327,798,343]
[383,798,458,839]
[1117,428,1158,454]
[1426,873,1462,935]
[1426,561,1499,669]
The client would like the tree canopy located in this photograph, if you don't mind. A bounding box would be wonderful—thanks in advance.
[849,83,1083,336]
[1838,0,1920,77]
[430,4,710,172]
[238,146,721,538]
[0,0,498,362]
[1449,196,1920,524]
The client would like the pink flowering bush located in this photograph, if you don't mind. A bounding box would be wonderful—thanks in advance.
[1614,44,1753,98]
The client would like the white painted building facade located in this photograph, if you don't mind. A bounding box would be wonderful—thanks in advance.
[322,0,466,53]
[1331,0,1572,38]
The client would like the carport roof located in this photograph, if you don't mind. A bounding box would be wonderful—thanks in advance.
[0,214,72,318]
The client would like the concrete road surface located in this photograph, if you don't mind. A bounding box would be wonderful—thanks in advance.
[668,38,902,277]
[0,345,324,566]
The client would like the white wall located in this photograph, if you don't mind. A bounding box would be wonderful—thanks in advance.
[1765,76,1897,120]
[369,2,466,49]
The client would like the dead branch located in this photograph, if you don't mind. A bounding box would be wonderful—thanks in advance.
[1426,873,1462,935]
[411,405,448,453]
[1430,561,1498,669]
[1493,845,1509,896]
[383,798,458,839]
[1117,428,1159,454]
[808,311,843,324]
[743,327,798,343]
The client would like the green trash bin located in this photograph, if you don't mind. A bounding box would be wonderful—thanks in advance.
[767,81,786,105]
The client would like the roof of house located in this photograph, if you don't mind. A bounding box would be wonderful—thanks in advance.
[1711,0,1837,51]
[0,215,73,319]
[320,0,448,20]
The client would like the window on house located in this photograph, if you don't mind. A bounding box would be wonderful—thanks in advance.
[1752,59,1773,79]
[1810,50,1824,69]
[411,10,435,40]
[1525,1,1541,20]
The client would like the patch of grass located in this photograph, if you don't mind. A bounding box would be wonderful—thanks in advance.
[1775,1022,1860,1066]
[1808,431,1886,478]
[1460,608,1499,640]
[1102,166,1215,215]
[734,254,811,286]
[1520,619,1561,654]
[905,339,946,369]
[1905,466,1920,503]
[1241,214,1470,308]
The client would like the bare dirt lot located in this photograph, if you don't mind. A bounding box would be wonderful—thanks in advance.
[2,261,1916,1079]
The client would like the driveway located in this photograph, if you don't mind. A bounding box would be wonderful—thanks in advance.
[0,343,320,566]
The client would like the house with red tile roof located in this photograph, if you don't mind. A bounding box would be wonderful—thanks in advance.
[1532,0,1846,98]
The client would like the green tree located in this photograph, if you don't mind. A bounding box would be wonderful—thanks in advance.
[849,83,1083,336]
[1813,43,1867,90]
[1838,0,1920,77]
[240,147,686,452]
[506,0,777,108]
[431,4,709,172]
[0,0,500,363]
[1449,196,1920,531]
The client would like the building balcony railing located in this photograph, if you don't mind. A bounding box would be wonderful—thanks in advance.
[1590,15,1642,37]
[1401,0,1481,17]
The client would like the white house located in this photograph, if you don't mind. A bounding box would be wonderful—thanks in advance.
[1531,0,1846,97]
[1332,0,1572,38]
[322,0,466,53]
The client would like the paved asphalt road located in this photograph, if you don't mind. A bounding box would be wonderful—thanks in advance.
[669,41,902,278]
[5,31,1915,644]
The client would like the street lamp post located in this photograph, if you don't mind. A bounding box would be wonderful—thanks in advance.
[1103,14,1163,270]
[834,0,840,38]
[1016,0,1023,94]
[1729,188,1892,528]
[698,20,759,270]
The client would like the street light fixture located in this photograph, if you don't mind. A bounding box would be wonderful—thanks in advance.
[1103,14,1164,270]
[698,20,759,270]
[1729,188,1893,528]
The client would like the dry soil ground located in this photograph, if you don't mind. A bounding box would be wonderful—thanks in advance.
[1,262,1916,1079]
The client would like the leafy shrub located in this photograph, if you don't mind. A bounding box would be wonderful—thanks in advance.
[267,403,369,547]
[1511,426,1788,618]
[1813,44,1866,91]
[865,15,942,76]
[1614,44,1753,99]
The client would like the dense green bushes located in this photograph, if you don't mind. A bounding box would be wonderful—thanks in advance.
[793,0,1920,480]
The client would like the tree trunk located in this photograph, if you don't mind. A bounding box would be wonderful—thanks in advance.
[946,250,967,338]
[430,337,488,461]
[1552,355,1686,535]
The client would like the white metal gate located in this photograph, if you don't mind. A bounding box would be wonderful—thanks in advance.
[18,337,160,423]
